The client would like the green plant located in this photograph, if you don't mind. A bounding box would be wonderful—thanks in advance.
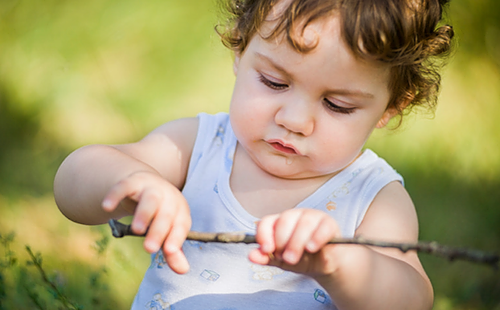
[0,230,112,309]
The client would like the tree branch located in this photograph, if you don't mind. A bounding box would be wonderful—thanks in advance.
[108,219,499,269]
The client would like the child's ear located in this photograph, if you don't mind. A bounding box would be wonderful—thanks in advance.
[376,107,398,128]
[233,53,241,76]
[376,96,412,128]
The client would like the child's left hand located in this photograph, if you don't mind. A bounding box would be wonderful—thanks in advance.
[249,209,342,276]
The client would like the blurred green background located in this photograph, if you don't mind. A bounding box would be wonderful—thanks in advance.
[0,0,499,309]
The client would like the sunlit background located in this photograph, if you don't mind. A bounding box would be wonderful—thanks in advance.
[0,0,499,309]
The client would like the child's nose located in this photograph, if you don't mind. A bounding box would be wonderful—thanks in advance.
[274,100,314,136]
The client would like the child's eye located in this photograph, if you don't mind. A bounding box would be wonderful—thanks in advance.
[323,98,356,115]
[259,74,288,90]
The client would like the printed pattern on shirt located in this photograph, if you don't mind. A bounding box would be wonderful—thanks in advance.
[250,264,284,281]
[145,293,171,310]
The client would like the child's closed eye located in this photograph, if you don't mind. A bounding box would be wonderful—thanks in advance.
[258,73,288,90]
[323,98,357,115]
[258,72,356,115]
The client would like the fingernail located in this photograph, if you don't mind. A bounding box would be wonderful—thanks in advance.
[261,244,272,253]
[102,199,113,210]
[283,251,297,264]
[144,240,159,253]
[132,221,145,233]
[306,240,317,252]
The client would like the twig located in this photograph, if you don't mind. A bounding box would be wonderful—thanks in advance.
[25,246,80,310]
[108,219,500,269]
[109,219,256,243]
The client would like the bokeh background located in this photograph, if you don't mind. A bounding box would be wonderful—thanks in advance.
[0,0,499,309]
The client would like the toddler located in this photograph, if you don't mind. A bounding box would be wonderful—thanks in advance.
[54,0,454,309]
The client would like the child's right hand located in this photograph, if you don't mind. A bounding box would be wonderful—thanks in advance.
[249,208,342,276]
[101,170,192,274]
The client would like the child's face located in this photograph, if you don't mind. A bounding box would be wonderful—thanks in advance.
[229,14,395,180]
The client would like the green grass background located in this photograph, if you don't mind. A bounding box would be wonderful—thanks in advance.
[0,0,499,309]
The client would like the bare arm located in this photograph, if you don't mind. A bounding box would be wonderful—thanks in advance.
[54,144,152,224]
[251,181,433,310]
[315,181,433,309]
[54,117,199,273]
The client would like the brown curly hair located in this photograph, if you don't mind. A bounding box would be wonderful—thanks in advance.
[217,0,454,122]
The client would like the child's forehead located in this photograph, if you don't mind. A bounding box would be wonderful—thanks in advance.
[259,9,381,68]
[247,16,391,86]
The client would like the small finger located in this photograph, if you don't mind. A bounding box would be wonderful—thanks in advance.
[131,188,164,235]
[272,210,302,259]
[163,209,191,255]
[163,211,191,274]
[306,217,340,253]
[281,212,322,264]
[143,213,172,253]
[164,247,190,274]
[248,248,271,265]
[255,214,280,254]
[102,181,134,212]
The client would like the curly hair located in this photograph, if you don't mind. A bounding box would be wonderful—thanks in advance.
[217,0,454,123]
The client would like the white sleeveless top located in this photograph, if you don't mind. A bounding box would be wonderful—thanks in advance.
[131,112,403,310]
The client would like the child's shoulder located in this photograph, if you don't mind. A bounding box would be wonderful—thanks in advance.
[118,116,200,188]
[144,116,200,152]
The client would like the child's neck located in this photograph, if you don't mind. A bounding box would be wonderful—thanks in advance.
[229,144,332,218]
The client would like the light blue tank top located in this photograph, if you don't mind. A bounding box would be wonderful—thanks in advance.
[131,112,403,310]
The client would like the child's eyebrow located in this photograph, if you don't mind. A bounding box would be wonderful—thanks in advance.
[254,51,376,100]
[328,88,375,99]
[255,52,293,79]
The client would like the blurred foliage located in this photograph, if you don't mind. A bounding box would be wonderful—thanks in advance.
[1,225,123,309]
[0,0,499,309]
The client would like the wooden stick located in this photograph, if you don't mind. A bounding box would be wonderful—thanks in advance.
[108,219,499,268]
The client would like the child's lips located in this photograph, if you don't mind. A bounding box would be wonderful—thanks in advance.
[267,140,301,155]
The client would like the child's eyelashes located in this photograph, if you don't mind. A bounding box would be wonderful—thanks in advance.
[258,72,356,115]
[323,98,357,115]
[258,74,288,90]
